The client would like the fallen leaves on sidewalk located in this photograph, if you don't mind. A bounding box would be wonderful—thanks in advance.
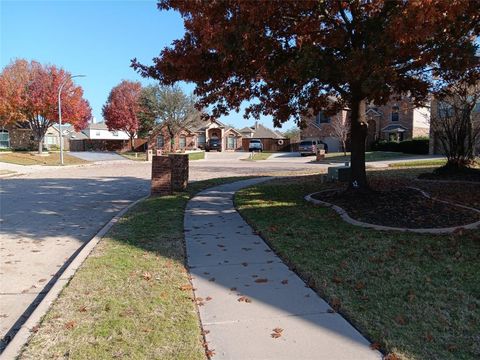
[254,278,268,283]
[237,296,252,303]
[271,327,284,339]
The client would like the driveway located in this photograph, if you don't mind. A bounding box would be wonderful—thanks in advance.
[69,151,125,161]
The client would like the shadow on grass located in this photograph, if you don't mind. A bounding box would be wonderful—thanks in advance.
[234,171,480,360]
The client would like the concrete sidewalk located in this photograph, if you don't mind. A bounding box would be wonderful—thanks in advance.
[184,178,381,360]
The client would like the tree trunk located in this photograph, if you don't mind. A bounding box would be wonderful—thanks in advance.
[348,98,369,191]
[37,138,43,155]
[130,135,135,152]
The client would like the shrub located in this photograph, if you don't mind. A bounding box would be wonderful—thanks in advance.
[398,139,429,154]
[372,138,429,154]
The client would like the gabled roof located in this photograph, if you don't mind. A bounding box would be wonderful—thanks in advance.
[225,127,242,136]
[87,122,109,130]
[238,126,254,133]
[253,124,284,139]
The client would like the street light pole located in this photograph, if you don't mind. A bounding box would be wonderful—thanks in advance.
[58,74,85,165]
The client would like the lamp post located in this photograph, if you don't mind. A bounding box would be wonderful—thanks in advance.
[58,74,85,165]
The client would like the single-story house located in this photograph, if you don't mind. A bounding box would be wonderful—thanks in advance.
[239,121,289,152]
[148,118,243,152]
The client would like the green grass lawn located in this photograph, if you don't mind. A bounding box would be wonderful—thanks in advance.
[119,151,147,161]
[20,177,251,360]
[235,173,479,360]
[242,151,273,161]
[389,159,447,168]
[120,151,205,161]
[322,151,418,163]
[0,152,89,166]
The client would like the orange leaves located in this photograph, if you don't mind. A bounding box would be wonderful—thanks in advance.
[102,80,142,136]
[180,284,195,291]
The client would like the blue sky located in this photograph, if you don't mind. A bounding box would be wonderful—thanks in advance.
[1,0,296,130]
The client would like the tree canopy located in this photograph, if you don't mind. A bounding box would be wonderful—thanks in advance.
[0,59,92,153]
[103,80,142,149]
[133,0,479,189]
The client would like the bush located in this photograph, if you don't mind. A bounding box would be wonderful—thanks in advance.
[371,140,400,152]
[372,138,429,154]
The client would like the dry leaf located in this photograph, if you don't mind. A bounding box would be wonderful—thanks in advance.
[206,296,212,301]
[180,284,194,291]
[206,349,215,357]
[64,320,76,330]
[354,281,365,290]
[241,262,248,267]
[255,278,268,283]
[332,275,343,284]
[281,279,288,285]
[238,296,252,303]
[395,315,406,325]
[331,297,341,311]
[78,306,87,312]
[384,353,400,360]
[370,342,381,350]
[272,327,283,334]
[142,272,152,280]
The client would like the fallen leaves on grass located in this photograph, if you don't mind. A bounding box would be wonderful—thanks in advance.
[395,315,407,325]
[142,271,152,281]
[179,284,195,291]
[331,297,341,311]
[64,321,76,330]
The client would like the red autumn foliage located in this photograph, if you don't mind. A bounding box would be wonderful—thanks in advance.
[102,80,142,150]
[133,1,480,190]
[0,59,92,153]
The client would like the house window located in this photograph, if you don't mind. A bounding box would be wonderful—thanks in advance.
[198,134,206,145]
[391,106,399,121]
[179,136,186,149]
[0,130,10,148]
[95,131,101,136]
[227,134,235,149]
[45,135,57,145]
[437,102,454,118]
[315,111,330,125]
[156,135,165,148]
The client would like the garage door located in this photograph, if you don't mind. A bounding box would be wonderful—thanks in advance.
[323,137,341,152]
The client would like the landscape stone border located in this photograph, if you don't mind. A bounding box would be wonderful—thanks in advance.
[304,187,480,234]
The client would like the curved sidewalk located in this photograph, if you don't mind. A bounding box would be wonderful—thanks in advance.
[184,178,381,360]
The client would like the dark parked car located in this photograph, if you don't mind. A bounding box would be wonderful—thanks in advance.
[205,138,222,152]
[298,139,328,156]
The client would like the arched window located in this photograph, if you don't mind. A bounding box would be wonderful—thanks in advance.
[0,130,10,148]
[156,135,165,148]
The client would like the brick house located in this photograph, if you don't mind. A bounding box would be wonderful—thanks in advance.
[148,118,243,152]
[301,96,430,151]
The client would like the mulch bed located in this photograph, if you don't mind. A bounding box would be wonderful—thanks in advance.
[311,187,480,229]
[418,167,480,182]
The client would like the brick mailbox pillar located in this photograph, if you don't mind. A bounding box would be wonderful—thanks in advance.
[151,154,189,195]
[169,154,189,191]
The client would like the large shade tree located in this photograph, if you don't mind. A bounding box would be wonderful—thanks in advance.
[133,0,479,191]
[102,80,142,151]
[138,84,199,149]
[0,59,92,153]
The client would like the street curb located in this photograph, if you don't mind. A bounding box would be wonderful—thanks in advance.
[305,188,480,234]
[0,196,148,360]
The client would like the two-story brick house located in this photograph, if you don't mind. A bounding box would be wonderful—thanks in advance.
[301,96,430,151]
